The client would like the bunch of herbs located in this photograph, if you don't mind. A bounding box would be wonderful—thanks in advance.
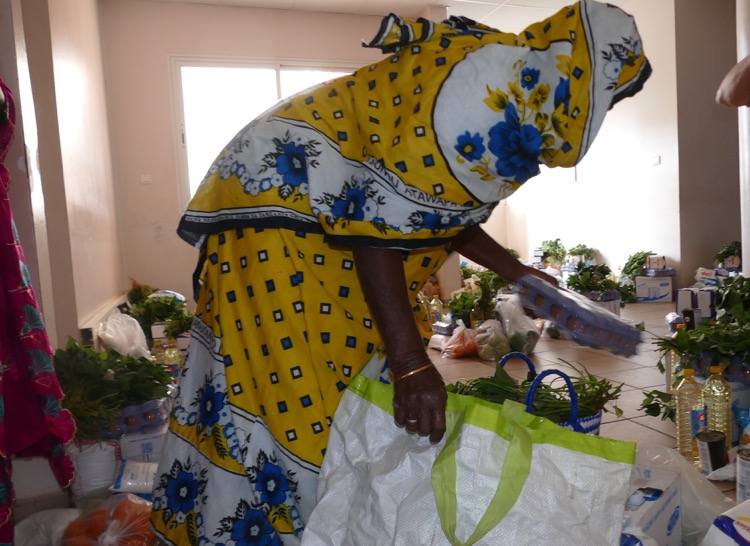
[447,359,623,423]
[54,338,171,442]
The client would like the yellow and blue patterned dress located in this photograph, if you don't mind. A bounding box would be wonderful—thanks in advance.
[151,2,650,544]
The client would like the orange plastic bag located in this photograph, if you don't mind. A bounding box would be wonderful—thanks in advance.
[61,493,158,546]
[441,320,478,359]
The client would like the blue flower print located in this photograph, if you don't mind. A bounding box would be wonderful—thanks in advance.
[330,187,367,221]
[454,131,486,161]
[488,103,542,183]
[276,142,307,187]
[256,463,290,506]
[165,470,200,515]
[230,508,282,546]
[554,77,570,115]
[520,67,540,90]
[408,211,461,234]
[313,175,385,230]
[198,384,226,428]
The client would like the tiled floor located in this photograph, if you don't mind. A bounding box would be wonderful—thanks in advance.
[430,301,737,498]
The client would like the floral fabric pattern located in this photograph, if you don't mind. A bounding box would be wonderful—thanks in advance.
[0,79,75,544]
[180,1,649,251]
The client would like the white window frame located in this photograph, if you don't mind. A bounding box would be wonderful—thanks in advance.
[169,56,361,208]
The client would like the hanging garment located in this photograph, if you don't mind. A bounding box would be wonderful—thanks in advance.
[0,79,76,544]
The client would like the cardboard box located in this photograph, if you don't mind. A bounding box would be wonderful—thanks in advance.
[675,288,696,314]
[622,465,681,546]
[675,287,716,323]
[697,288,717,320]
[636,276,673,302]
[119,424,167,462]
[646,255,667,269]
[703,498,750,546]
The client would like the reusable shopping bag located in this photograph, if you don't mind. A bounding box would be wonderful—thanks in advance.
[498,351,603,435]
[302,374,635,546]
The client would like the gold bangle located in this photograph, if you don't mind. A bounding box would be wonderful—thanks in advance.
[394,364,434,382]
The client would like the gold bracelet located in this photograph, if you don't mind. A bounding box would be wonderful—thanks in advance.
[394,364,434,382]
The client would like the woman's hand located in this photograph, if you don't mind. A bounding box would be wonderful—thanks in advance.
[353,247,447,444]
[391,355,447,444]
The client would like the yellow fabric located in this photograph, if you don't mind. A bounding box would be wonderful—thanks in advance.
[151,228,447,544]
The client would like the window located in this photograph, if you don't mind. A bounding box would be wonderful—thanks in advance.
[172,59,353,203]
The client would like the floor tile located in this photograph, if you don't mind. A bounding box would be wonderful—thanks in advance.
[600,419,676,448]
[595,366,668,390]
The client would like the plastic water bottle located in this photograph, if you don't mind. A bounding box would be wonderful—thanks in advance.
[674,368,703,466]
[702,365,732,451]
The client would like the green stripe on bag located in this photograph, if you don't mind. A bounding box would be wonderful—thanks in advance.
[346,375,635,464]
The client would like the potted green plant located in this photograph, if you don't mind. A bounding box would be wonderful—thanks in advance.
[568,244,595,263]
[566,262,624,310]
[126,280,193,345]
[449,267,507,326]
[54,338,172,442]
[616,251,655,304]
[640,276,750,421]
[540,239,566,268]
[714,240,742,269]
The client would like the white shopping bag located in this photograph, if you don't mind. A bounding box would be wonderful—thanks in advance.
[303,375,635,545]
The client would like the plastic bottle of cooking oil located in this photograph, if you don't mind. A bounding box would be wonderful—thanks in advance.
[666,323,686,389]
[702,365,732,451]
[673,368,703,466]
[429,295,443,324]
[163,338,183,379]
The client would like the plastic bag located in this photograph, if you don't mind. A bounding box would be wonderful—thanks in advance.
[110,460,158,495]
[495,295,542,355]
[635,445,734,546]
[474,320,511,361]
[61,493,158,545]
[441,319,478,358]
[15,508,81,546]
[98,312,150,359]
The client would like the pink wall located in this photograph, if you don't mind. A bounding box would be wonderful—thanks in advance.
[48,0,123,328]
[100,0,385,301]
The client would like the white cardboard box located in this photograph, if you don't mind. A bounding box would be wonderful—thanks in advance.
[622,465,681,546]
[119,424,167,462]
[636,276,673,302]
[703,498,750,545]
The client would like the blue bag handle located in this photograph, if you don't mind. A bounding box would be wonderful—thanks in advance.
[498,351,536,375]
[524,369,584,433]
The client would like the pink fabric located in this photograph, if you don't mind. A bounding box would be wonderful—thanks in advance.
[0,78,75,542]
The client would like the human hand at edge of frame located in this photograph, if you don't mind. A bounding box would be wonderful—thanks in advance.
[392,362,447,445]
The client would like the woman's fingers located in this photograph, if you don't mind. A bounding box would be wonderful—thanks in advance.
[393,370,447,443]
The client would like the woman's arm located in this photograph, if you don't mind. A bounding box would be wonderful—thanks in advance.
[452,226,557,285]
[717,55,750,107]
[353,246,446,444]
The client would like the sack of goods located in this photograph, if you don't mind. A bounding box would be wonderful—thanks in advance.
[303,375,636,545]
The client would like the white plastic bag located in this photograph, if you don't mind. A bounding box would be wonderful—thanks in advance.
[495,295,541,355]
[98,312,150,358]
[636,445,734,546]
[474,320,511,361]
